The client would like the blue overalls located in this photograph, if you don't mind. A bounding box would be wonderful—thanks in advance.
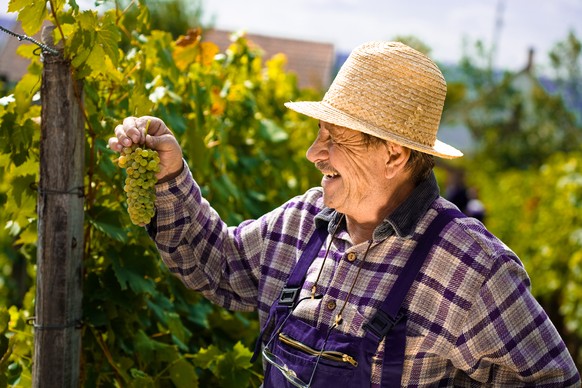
[253,209,462,387]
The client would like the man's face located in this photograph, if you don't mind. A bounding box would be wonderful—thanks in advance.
[306,121,390,216]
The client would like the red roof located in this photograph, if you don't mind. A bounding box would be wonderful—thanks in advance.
[204,29,335,90]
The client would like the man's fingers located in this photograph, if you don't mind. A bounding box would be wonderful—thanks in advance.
[108,136,122,152]
[123,116,145,144]
[112,116,174,156]
[113,123,132,148]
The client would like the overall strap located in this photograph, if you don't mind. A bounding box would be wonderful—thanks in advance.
[363,208,465,387]
[251,225,328,362]
[278,226,328,305]
[371,208,464,326]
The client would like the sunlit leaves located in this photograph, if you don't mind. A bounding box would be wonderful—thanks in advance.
[1,1,321,386]
[13,73,41,116]
[473,151,582,362]
[0,304,34,386]
[192,342,256,388]
[94,11,121,67]
[173,28,220,71]
[64,10,121,79]
[8,0,47,35]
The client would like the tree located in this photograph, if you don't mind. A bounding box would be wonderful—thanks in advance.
[549,30,582,124]
[448,35,582,171]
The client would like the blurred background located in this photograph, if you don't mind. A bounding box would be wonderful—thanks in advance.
[0,0,581,386]
[200,0,581,73]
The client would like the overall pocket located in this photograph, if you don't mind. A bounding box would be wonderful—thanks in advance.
[279,332,358,367]
[272,331,358,384]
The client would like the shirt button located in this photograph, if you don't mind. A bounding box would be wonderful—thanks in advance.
[326,300,337,311]
[347,252,357,262]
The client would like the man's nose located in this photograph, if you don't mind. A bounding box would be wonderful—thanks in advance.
[306,137,327,163]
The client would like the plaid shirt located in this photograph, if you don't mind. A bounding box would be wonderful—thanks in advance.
[148,167,580,387]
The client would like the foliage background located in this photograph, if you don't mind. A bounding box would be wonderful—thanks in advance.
[0,0,581,386]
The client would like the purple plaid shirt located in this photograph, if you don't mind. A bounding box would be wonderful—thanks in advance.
[148,166,580,387]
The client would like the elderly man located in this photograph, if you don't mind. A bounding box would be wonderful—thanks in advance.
[109,41,580,387]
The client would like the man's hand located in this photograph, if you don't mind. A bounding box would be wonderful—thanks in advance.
[109,116,184,182]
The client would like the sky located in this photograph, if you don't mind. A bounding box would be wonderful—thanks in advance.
[199,0,582,72]
[1,0,581,73]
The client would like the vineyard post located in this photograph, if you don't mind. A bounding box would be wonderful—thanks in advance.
[32,25,84,387]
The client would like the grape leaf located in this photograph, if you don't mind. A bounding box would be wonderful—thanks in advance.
[109,248,157,295]
[96,11,121,67]
[8,0,47,35]
[170,359,198,388]
[88,206,128,243]
[13,73,41,114]
[192,345,223,370]
[10,174,35,208]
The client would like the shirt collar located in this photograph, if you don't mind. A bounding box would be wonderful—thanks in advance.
[315,172,440,239]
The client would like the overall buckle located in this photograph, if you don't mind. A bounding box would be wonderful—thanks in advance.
[364,310,403,339]
[278,287,301,307]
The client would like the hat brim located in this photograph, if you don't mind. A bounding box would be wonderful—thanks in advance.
[285,100,463,159]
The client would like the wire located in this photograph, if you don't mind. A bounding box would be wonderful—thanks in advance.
[0,24,59,56]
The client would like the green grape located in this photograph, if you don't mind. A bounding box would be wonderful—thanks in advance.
[117,144,160,226]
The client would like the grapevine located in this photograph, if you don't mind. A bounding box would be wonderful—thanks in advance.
[0,2,323,385]
[117,121,160,226]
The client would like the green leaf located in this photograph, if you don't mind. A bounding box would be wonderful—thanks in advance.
[10,174,36,208]
[192,345,223,370]
[213,173,240,204]
[68,0,79,12]
[9,0,47,35]
[129,368,154,388]
[13,73,41,115]
[170,359,198,388]
[133,330,179,365]
[259,118,289,143]
[71,47,92,70]
[215,344,254,388]
[133,331,160,363]
[231,341,253,369]
[129,92,155,117]
[97,11,122,67]
[109,248,157,295]
[166,311,192,350]
[15,44,38,61]
[88,206,128,243]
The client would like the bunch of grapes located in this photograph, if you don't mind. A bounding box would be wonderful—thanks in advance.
[118,145,160,226]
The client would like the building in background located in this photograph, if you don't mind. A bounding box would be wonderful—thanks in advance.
[203,29,335,90]
[0,17,31,86]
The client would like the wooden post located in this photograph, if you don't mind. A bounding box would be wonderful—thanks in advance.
[33,25,84,388]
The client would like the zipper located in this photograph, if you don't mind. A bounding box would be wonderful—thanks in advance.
[278,333,358,367]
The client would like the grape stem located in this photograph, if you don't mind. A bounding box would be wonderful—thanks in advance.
[145,119,151,137]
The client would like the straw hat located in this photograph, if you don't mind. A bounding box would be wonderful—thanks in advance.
[285,41,463,159]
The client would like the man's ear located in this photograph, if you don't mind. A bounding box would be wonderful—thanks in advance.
[384,142,411,179]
